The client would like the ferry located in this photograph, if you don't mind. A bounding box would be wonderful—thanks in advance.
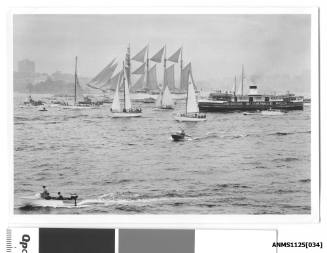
[198,85,304,112]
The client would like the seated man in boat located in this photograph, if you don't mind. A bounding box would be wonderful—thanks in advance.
[56,192,64,200]
[40,186,50,199]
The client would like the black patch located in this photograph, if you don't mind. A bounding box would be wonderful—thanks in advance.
[39,228,115,253]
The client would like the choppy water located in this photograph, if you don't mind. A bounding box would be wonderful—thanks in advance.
[14,94,311,214]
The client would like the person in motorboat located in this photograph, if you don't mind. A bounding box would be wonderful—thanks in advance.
[171,129,191,141]
[40,186,51,199]
[56,192,64,200]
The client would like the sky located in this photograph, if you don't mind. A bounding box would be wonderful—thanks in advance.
[13,14,311,94]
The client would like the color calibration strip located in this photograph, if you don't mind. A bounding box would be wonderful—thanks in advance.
[7,228,277,253]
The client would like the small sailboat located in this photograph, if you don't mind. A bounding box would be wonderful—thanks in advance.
[174,66,206,122]
[155,45,174,110]
[155,85,174,109]
[111,62,142,118]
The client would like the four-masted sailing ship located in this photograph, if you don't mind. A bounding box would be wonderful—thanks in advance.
[84,43,205,121]
[129,44,190,95]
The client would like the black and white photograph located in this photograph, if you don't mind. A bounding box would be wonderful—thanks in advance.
[13,12,317,215]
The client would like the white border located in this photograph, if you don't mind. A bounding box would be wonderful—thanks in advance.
[8,6,320,227]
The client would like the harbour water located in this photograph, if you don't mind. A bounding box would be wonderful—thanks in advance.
[14,94,311,214]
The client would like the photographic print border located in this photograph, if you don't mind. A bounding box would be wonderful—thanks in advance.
[8,6,320,227]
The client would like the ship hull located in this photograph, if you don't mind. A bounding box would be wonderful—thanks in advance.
[20,197,77,207]
[111,112,142,118]
[174,115,207,122]
[198,101,303,112]
[154,106,174,110]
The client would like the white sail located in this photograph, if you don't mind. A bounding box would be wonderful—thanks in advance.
[147,64,159,90]
[168,48,182,63]
[189,66,197,91]
[75,76,84,101]
[132,46,147,63]
[111,81,121,112]
[161,85,174,107]
[186,70,199,114]
[165,64,175,90]
[123,69,132,110]
[150,47,165,63]
[132,63,146,75]
[73,57,84,103]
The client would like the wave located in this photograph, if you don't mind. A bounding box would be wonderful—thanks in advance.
[275,189,297,194]
[114,205,145,213]
[272,157,299,162]
[15,116,48,122]
[192,132,249,141]
[44,121,60,125]
[180,130,309,142]
[101,179,141,185]
[63,114,89,120]
[269,130,311,136]
[213,183,250,189]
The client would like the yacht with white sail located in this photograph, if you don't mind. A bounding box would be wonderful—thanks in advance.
[155,85,174,109]
[174,64,207,122]
[111,62,142,118]
[155,45,174,110]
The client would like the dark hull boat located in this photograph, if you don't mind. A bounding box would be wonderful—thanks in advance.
[199,65,304,113]
[171,133,185,141]
[199,100,303,112]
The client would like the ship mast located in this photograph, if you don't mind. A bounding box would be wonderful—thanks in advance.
[126,43,131,88]
[180,46,183,90]
[145,44,149,91]
[241,64,244,96]
[163,45,167,89]
[186,69,189,115]
[123,61,126,111]
[74,56,77,105]
[234,75,237,96]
